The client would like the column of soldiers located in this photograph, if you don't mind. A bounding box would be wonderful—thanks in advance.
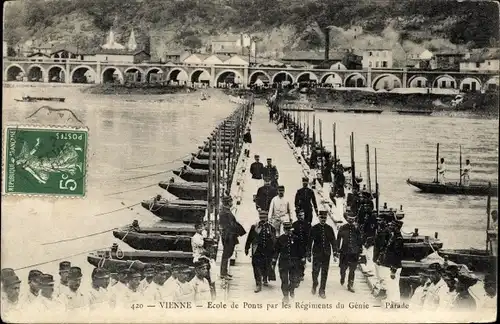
[1,258,215,315]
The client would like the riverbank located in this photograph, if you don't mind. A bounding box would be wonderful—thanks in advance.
[225,88,499,117]
[81,83,197,95]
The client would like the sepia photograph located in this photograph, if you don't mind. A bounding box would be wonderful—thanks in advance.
[1,0,498,322]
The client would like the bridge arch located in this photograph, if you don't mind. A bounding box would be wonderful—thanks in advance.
[372,73,402,90]
[459,77,482,92]
[248,70,271,85]
[47,65,66,82]
[5,64,26,81]
[484,76,499,92]
[432,74,456,89]
[215,69,244,87]
[296,72,319,84]
[70,65,96,84]
[27,64,45,82]
[408,75,428,88]
[320,72,343,87]
[124,67,145,83]
[167,68,189,82]
[189,68,211,84]
[145,67,164,83]
[344,73,366,87]
[271,71,294,84]
[102,67,124,84]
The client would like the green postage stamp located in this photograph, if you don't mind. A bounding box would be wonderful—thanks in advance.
[3,126,88,197]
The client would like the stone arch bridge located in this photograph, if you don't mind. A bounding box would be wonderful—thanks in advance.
[3,58,498,91]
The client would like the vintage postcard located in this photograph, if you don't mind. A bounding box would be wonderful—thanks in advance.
[1,0,498,323]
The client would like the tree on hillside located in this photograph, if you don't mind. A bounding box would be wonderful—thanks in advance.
[183,36,202,50]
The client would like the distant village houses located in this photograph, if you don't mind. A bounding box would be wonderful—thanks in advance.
[280,49,362,70]
[210,34,256,57]
[361,46,393,69]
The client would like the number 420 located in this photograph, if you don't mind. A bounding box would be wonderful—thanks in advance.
[59,174,77,191]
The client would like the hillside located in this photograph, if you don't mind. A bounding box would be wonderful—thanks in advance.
[4,0,499,64]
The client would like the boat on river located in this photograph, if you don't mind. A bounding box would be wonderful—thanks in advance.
[89,245,194,265]
[141,198,207,222]
[183,157,215,170]
[159,180,208,200]
[15,96,65,102]
[406,178,498,196]
[192,151,226,160]
[173,166,209,182]
[437,248,496,272]
[113,229,217,252]
[396,109,433,115]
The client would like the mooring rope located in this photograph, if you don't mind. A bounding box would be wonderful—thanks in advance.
[41,228,118,246]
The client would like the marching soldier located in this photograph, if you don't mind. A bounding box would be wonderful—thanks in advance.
[138,264,156,294]
[24,269,43,303]
[191,261,212,306]
[88,267,112,311]
[245,210,277,292]
[263,158,279,188]
[249,155,264,189]
[32,274,64,311]
[62,267,86,311]
[292,209,310,282]
[336,213,362,293]
[219,196,246,280]
[174,266,195,302]
[55,261,71,297]
[268,185,292,236]
[273,221,300,304]
[378,219,404,303]
[255,177,278,212]
[294,177,319,225]
[307,211,337,298]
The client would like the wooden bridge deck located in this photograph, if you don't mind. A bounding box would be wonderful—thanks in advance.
[221,105,378,307]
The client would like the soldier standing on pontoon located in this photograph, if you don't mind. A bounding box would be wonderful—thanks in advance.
[273,221,300,304]
[336,213,362,293]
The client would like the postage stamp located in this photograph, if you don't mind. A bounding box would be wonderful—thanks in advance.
[3,125,88,197]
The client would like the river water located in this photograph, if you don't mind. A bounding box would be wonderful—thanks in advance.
[1,85,498,276]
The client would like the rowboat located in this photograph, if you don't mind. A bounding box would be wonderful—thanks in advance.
[396,109,433,115]
[192,151,226,160]
[16,96,65,102]
[406,178,498,196]
[113,229,217,252]
[88,247,194,265]
[159,180,208,200]
[173,166,209,182]
[183,157,215,170]
[141,198,207,222]
[437,249,497,272]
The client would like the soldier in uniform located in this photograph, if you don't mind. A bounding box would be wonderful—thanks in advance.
[245,209,277,292]
[120,269,143,308]
[307,211,337,298]
[219,196,246,280]
[292,209,310,282]
[409,271,432,309]
[162,265,178,300]
[378,219,404,303]
[422,263,449,310]
[174,266,195,302]
[273,221,300,304]
[1,268,17,303]
[294,177,319,225]
[263,158,279,188]
[88,268,112,311]
[138,264,155,295]
[451,268,478,311]
[149,264,170,301]
[24,269,43,303]
[62,267,86,311]
[55,261,71,298]
[1,275,22,314]
[191,261,212,305]
[255,177,278,212]
[249,155,265,194]
[32,274,64,311]
[336,213,362,293]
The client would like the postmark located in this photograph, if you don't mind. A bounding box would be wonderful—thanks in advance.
[3,125,88,197]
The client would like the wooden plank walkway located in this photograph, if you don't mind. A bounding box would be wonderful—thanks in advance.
[223,105,377,305]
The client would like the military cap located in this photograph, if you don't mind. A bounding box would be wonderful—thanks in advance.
[266,158,272,161]
[154,264,169,274]
[193,261,208,269]
[3,275,21,287]
[296,209,305,215]
[39,274,55,286]
[302,176,309,182]
[59,261,71,271]
[93,268,110,279]
[258,210,268,217]
[143,264,156,274]
[1,268,16,281]
[426,263,442,272]
[345,213,356,220]
[128,269,142,279]
[28,269,43,281]
[222,196,233,205]
[278,185,285,190]
[457,268,478,286]
[254,154,260,158]
[68,267,83,280]
[283,221,293,229]
[318,210,328,218]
